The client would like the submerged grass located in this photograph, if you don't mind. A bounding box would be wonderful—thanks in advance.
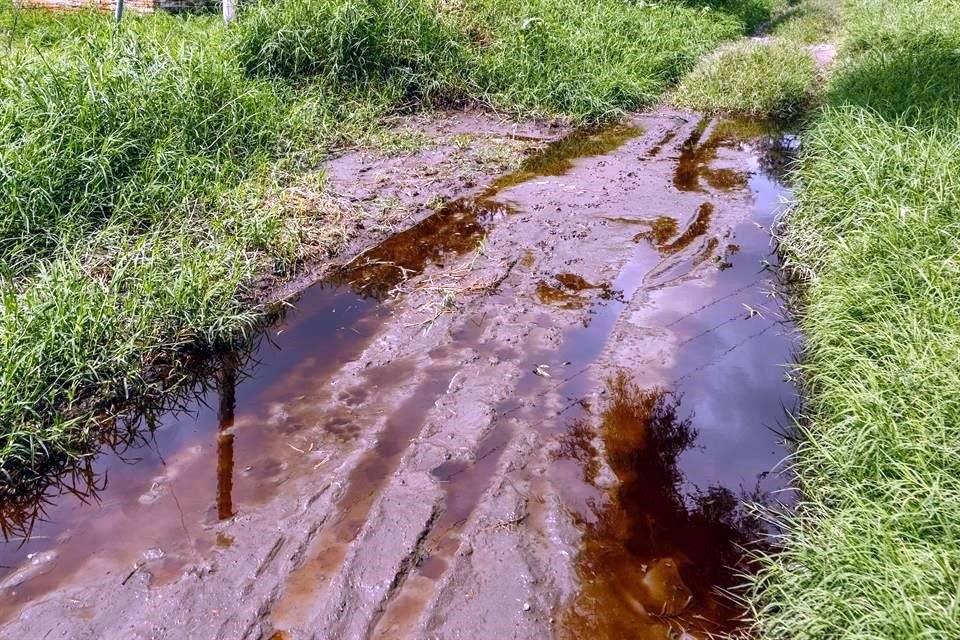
[0,0,771,481]
[747,0,960,637]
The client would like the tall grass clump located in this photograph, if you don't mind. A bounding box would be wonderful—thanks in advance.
[746,0,960,637]
[672,40,817,119]
[234,0,469,102]
[232,0,775,120]
[0,16,285,271]
[0,12,306,482]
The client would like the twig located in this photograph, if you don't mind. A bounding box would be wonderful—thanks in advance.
[6,0,22,54]
[121,561,145,586]
[486,256,521,293]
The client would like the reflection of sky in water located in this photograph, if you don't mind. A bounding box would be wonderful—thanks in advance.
[0,120,802,637]
[670,163,797,499]
[673,311,795,495]
[559,123,802,640]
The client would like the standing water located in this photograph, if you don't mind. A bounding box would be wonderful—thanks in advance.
[0,112,798,640]
[0,285,389,618]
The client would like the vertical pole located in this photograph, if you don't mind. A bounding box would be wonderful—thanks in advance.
[222,0,235,24]
[114,0,124,24]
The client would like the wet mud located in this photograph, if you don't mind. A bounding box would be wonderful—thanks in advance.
[336,124,643,300]
[0,109,798,640]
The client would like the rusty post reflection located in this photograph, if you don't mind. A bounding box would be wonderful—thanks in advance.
[216,352,238,521]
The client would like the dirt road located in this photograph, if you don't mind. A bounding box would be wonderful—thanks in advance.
[0,108,797,639]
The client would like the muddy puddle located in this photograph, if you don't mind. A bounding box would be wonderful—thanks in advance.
[554,122,798,639]
[367,119,798,640]
[0,283,389,619]
[336,123,644,300]
[0,110,799,640]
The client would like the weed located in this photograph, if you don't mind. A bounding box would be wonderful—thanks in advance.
[361,126,434,154]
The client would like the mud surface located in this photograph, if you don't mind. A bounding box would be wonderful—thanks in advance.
[0,109,798,639]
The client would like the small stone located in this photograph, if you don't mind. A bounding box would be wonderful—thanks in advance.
[143,548,165,562]
[522,602,531,612]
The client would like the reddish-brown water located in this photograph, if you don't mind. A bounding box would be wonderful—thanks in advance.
[558,123,798,638]
[369,119,798,639]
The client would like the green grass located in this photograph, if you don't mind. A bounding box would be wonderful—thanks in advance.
[768,0,840,43]
[0,11,362,484]
[0,0,771,482]
[0,6,401,483]
[672,40,817,118]
[456,0,750,119]
[232,0,761,119]
[746,0,960,637]
[669,0,841,120]
[234,0,468,101]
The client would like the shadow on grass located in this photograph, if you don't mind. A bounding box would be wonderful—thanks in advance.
[760,0,805,33]
[681,0,774,31]
[828,34,960,124]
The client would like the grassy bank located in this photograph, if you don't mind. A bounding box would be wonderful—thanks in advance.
[0,0,769,483]
[672,39,817,119]
[747,0,960,637]
[672,0,839,119]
